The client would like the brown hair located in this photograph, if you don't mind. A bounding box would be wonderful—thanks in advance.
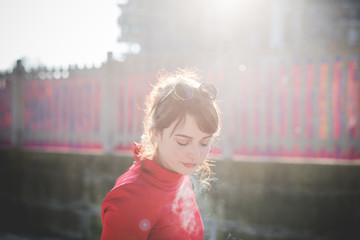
[139,69,221,185]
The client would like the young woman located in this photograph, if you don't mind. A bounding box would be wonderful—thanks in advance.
[101,70,221,240]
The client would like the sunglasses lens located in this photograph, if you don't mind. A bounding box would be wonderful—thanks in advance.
[200,83,217,100]
[174,83,193,100]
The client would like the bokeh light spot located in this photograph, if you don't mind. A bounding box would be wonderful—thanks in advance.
[139,219,150,231]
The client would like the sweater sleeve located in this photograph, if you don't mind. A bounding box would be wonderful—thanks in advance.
[101,183,154,240]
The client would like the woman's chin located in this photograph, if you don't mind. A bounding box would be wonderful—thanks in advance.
[177,165,197,175]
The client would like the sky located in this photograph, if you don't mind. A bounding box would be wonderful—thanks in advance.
[0,0,124,71]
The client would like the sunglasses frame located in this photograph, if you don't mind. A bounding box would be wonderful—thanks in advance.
[159,82,217,105]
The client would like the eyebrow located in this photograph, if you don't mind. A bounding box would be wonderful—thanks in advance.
[174,134,213,140]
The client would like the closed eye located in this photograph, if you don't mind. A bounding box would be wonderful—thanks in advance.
[177,141,189,146]
[200,142,210,147]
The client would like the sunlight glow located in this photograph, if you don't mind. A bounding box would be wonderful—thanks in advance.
[0,0,120,70]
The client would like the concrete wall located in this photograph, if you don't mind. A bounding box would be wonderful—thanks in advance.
[0,150,359,240]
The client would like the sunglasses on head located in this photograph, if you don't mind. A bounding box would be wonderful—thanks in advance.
[159,82,217,104]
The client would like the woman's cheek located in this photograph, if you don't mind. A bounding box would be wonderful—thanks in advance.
[201,146,210,159]
[171,145,185,159]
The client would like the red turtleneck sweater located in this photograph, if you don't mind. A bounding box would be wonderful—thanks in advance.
[101,144,204,240]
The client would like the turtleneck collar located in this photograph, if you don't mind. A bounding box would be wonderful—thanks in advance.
[133,142,184,187]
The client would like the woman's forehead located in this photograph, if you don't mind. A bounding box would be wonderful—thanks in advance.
[168,115,210,138]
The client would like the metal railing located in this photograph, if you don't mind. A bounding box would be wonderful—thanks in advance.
[0,54,359,160]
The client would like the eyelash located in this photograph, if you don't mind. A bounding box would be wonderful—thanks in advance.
[176,141,209,147]
[177,141,188,146]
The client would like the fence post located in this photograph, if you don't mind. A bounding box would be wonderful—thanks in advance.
[220,63,233,160]
[100,52,117,154]
[11,60,26,149]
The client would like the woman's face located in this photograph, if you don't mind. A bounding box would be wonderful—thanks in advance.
[154,114,213,175]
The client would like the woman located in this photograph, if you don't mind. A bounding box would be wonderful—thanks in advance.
[101,70,221,240]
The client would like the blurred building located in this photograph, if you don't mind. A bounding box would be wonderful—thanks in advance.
[117,0,360,61]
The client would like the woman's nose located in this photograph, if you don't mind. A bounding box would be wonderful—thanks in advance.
[188,144,201,161]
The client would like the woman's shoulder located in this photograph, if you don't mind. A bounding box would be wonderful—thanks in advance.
[106,181,147,201]
[114,164,141,186]
[102,179,150,213]
[110,165,148,196]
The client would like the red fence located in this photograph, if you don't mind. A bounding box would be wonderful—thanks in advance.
[0,81,12,147]
[0,56,359,160]
[222,57,359,159]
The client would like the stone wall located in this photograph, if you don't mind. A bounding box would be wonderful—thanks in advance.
[0,150,359,240]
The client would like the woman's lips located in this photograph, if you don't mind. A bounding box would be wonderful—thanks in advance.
[182,162,197,168]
